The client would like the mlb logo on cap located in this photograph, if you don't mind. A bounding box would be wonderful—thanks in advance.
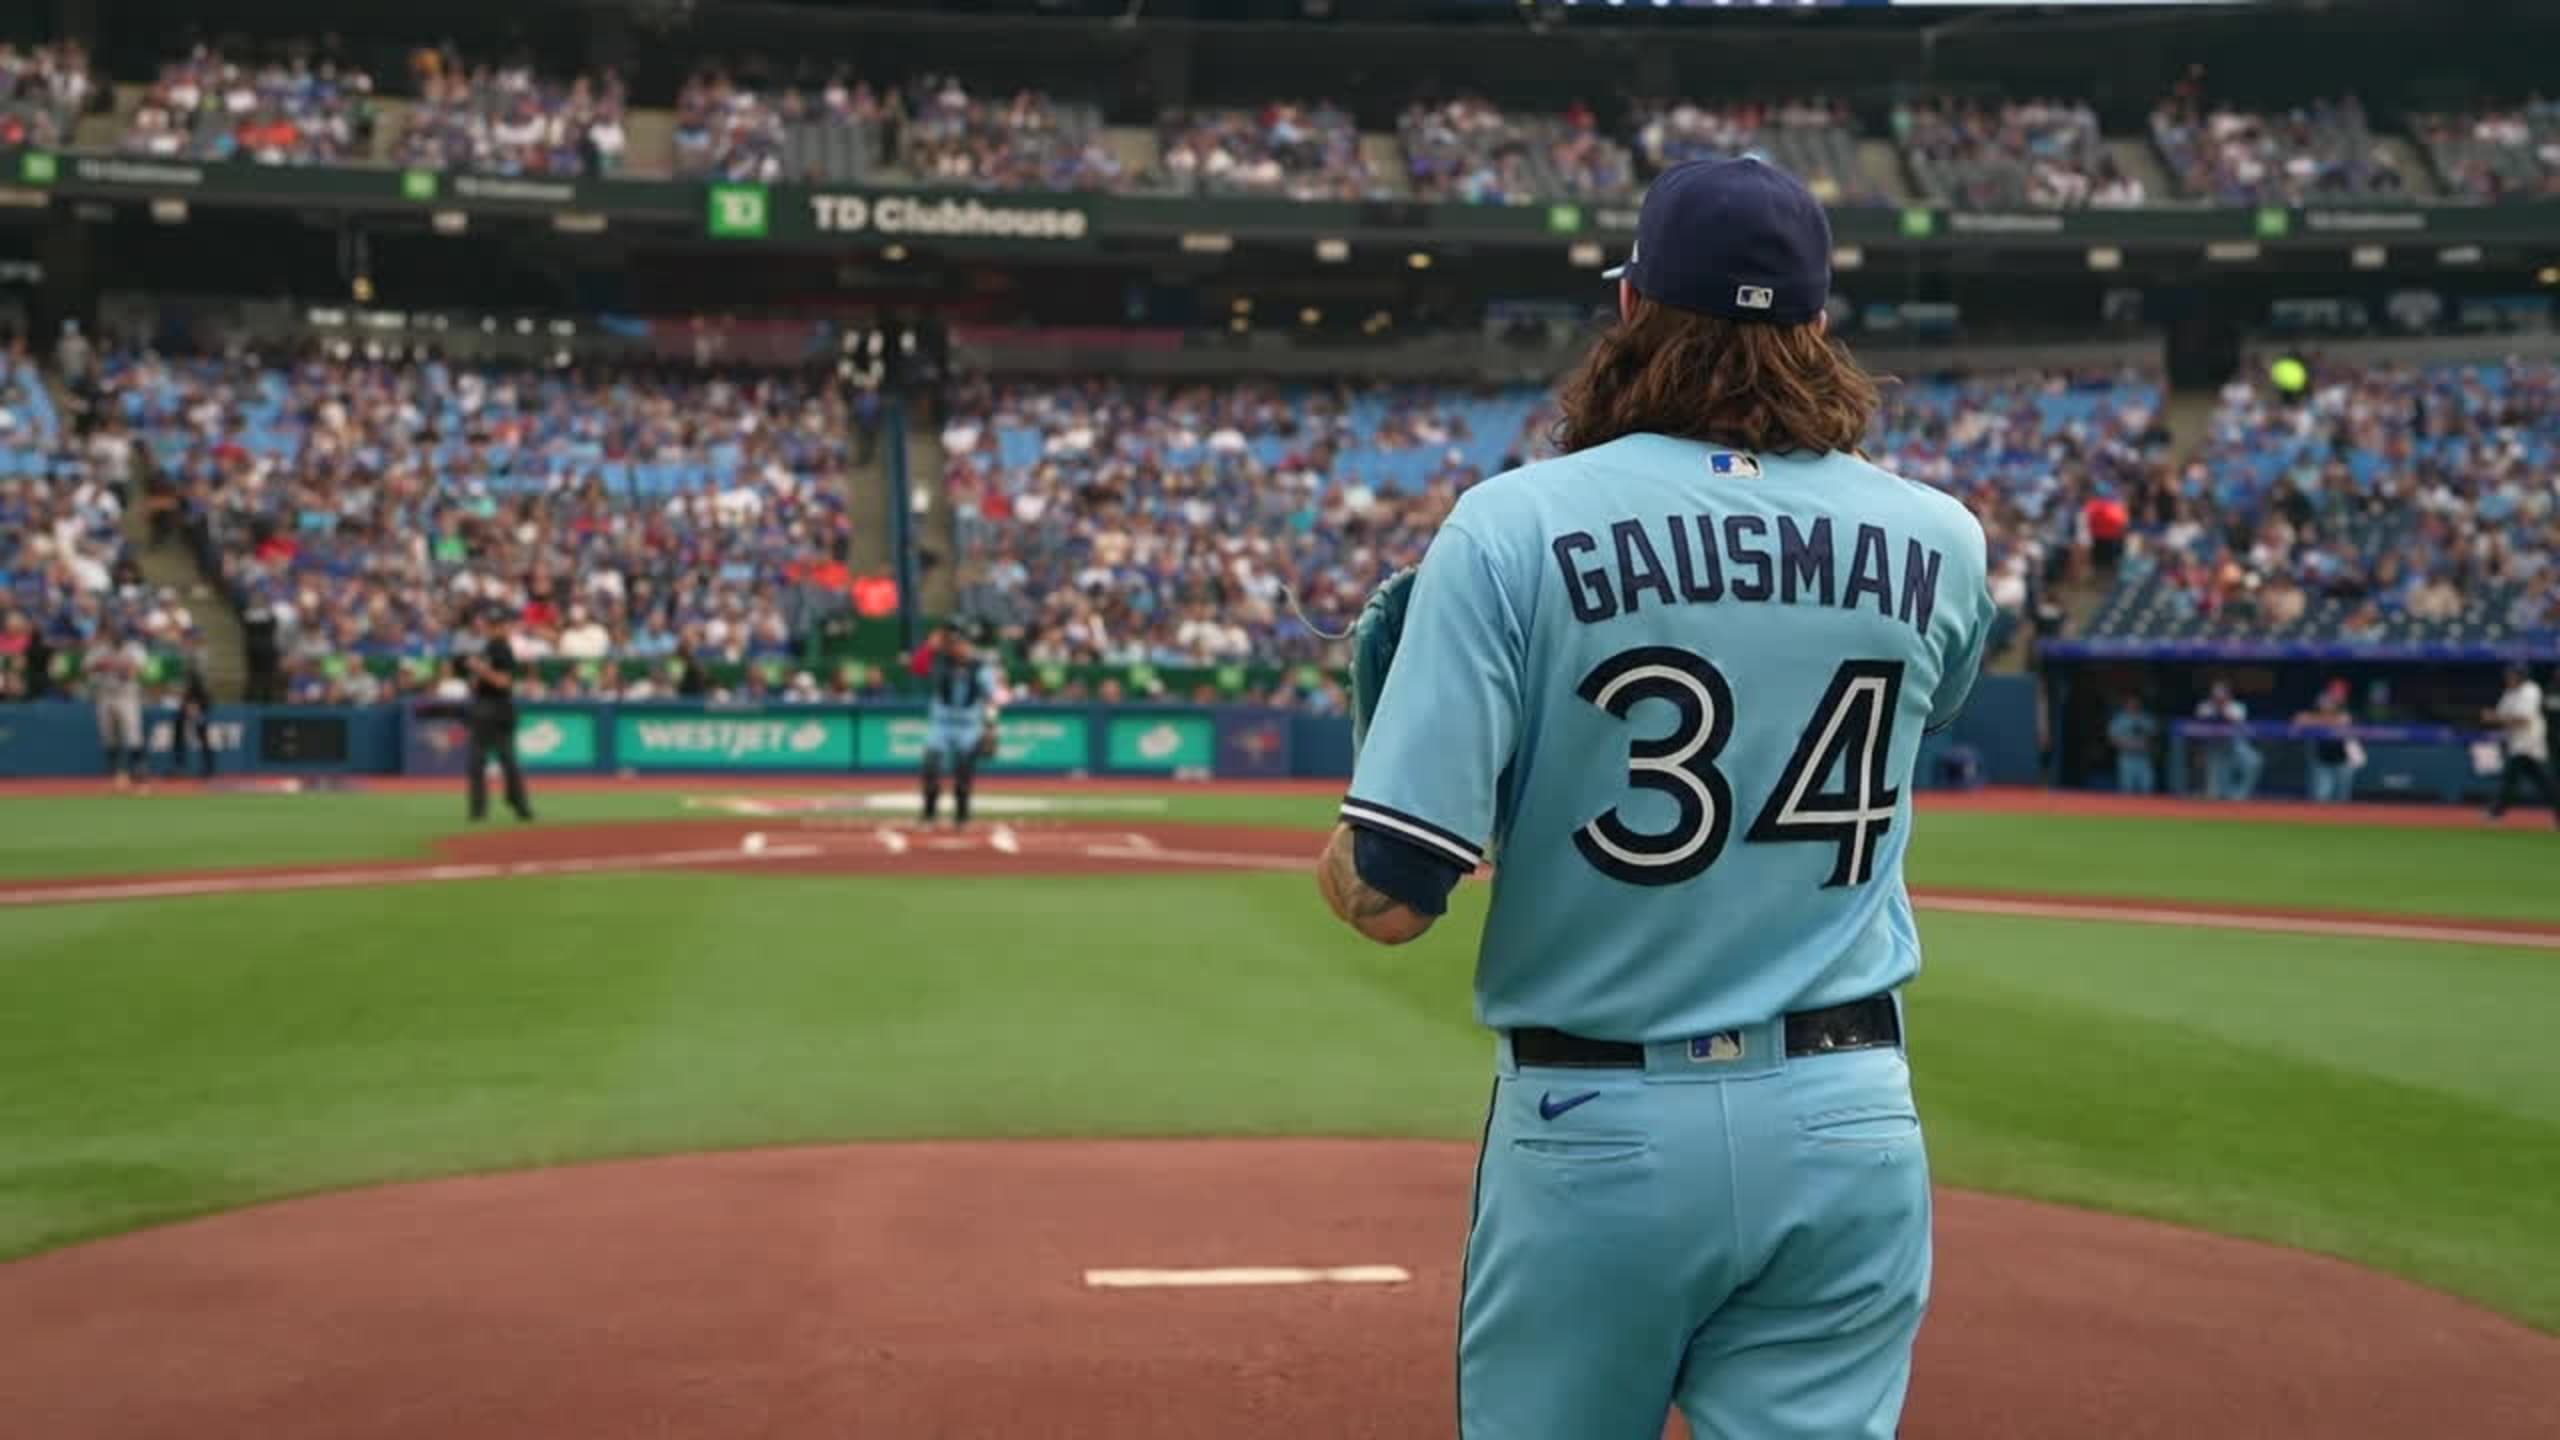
[1735,285,1775,311]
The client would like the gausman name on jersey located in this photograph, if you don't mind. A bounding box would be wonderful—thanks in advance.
[1551,513,1946,633]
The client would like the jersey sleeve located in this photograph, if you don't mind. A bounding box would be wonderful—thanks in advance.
[1339,522,1524,871]
[1925,527,1998,735]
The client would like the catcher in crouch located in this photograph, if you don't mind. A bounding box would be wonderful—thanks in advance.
[920,620,1004,829]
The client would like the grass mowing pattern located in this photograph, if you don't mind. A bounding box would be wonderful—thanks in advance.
[4,868,2556,1332]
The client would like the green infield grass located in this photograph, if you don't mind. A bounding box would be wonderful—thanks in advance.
[2,834,2556,1331]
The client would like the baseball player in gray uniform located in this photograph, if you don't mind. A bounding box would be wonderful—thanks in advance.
[91,628,150,790]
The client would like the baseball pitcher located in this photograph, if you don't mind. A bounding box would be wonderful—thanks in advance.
[920,621,1004,830]
[1316,158,1995,1440]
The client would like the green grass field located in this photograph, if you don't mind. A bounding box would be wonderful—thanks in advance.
[2,786,2556,1332]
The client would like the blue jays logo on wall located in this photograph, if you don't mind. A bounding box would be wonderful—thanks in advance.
[1219,716,1291,778]
[421,719,466,756]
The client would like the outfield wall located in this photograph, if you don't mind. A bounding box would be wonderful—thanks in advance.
[0,677,2038,786]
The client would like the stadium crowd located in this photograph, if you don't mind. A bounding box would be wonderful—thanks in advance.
[896,75,1121,191]
[74,44,2560,209]
[673,66,788,182]
[2147,94,2408,204]
[0,42,93,151]
[1155,101,1384,200]
[1894,98,2146,209]
[0,349,207,701]
[97,353,859,706]
[393,49,629,178]
[119,45,376,165]
[2415,101,2560,204]
[2098,359,2560,644]
[938,379,1547,682]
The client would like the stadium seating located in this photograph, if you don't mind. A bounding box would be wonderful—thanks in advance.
[0,353,204,691]
[941,381,1547,665]
[1895,98,2145,209]
[2086,360,2560,644]
[120,46,376,165]
[102,355,857,702]
[2149,95,2410,204]
[2414,103,2560,203]
[1636,99,1878,206]
[941,373,2177,666]
[896,76,1121,192]
[393,50,628,178]
[673,68,787,182]
[0,42,90,151]
[1155,102,1388,201]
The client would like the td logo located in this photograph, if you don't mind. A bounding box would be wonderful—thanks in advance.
[708,184,771,239]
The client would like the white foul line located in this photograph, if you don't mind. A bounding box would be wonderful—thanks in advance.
[1083,1265,1411,1290]
[0,845,822,907]
[1915,893,2560,951]
[1083,844,1299,871]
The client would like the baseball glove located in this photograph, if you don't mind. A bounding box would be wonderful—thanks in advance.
[975,726,999,761]
[1348,566,1417,756]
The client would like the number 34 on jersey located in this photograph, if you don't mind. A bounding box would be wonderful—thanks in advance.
[1573,645,1906,891]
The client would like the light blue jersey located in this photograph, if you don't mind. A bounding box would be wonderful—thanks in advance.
[923,655,1002,761]
[1343,433,1995,1043]
[1348,433,1993,1440]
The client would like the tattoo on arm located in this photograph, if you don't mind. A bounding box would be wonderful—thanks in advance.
[1318,824,1434,945]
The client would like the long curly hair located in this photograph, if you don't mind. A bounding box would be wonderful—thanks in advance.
[1549,296,1883,458]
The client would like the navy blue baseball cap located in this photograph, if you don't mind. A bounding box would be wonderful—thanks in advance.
[1602,156,1832,326]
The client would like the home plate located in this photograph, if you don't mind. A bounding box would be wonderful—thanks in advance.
[1082,1265,1412,1290]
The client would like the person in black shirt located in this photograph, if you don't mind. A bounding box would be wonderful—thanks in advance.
[460,608,534,823]
[170,645,216,780]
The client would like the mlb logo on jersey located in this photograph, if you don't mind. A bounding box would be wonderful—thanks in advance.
[1709,452,1762,479]
[1690,1031,1746,1063]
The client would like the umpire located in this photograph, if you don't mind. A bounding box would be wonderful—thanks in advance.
[458,607,535,823]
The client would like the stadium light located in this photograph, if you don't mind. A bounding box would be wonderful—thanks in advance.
[2351,246,2388,270]
[883,244,909,262]
[1407,251,1433,270]
[1229,315,1249,334]
[1299,307,1323,326]
[1315,237,1350,263]
[2539,266,2560,286]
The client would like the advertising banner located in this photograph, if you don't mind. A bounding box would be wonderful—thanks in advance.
[1104,712,1217,775]
[514,709,600,770]
[613,710,854,769]
[856,710,1090,770]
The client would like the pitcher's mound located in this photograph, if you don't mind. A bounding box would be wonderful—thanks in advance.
[2,1141,2553,1439]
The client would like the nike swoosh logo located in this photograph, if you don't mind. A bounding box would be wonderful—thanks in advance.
[1537,1090,1602,1122]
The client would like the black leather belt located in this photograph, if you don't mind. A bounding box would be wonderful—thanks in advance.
[1509,995,1900,1069]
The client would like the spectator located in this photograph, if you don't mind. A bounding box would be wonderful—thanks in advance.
[2194,680,2264,801]
[2107,694,2159,795]
[2291,678,2361,804]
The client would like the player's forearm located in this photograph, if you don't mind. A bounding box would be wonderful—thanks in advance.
[1316,823,1434,946]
